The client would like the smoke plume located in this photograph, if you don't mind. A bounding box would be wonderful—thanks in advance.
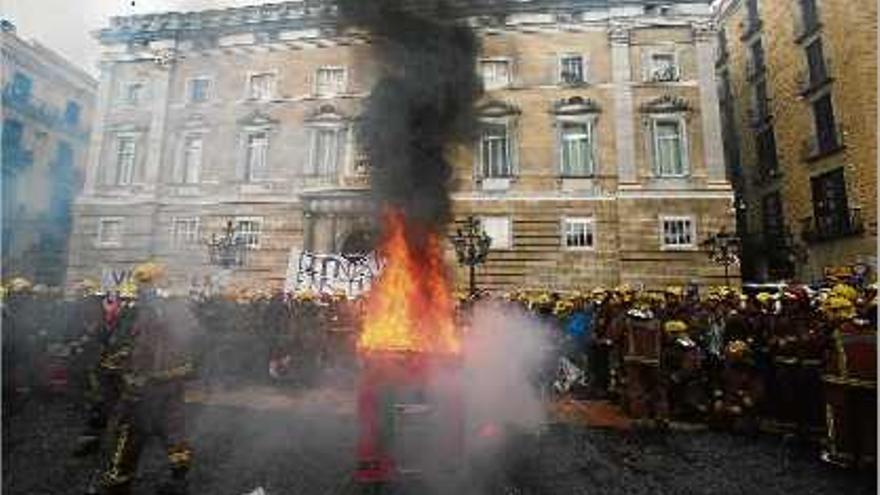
[335,0,482,236]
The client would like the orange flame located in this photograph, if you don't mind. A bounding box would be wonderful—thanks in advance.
[358,210,460,355]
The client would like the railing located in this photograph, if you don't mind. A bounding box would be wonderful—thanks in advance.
[739,17,763,40]
[745,58,766,82]
[801,208,865,244]
[795,65,833,97]
[746,105,772,129]
[1,85,89,141]
[1,147,34,174]
[801,124,846,161]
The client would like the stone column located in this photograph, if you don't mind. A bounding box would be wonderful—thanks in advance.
[610,24,637,184]
[83,62,115,194]
[694,22,727,184]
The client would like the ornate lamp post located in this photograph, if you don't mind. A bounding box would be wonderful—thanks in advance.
[451,216,492,296]
[701,227,741,287]
[205,220,248,269]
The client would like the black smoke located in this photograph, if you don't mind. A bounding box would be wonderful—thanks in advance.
[335,0,483,236]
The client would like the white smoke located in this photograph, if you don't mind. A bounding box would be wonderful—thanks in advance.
[461,299,554,444]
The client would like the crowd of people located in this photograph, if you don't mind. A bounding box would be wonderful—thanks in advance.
[2,270,877,478]
[500,281,876,468]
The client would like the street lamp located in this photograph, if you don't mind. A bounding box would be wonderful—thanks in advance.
[451,216,492,296]
[205,220,248,269]
[701,227,741,287]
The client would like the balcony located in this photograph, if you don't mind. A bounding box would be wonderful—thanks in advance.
[796,67,833,97]
[739,17,763,41]
[1,147,34,175]
[1,85,89,142]
[746,106,773,129]
[801,208,865,244]
[801,124,846,162]
[745,58,766,82]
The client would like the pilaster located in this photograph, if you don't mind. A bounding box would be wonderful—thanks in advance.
[610,23,637,184]
[693,22,727,184]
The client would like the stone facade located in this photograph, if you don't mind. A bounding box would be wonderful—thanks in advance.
[715,0,877,282]
[66,0,735,294]
[1,20,97,284]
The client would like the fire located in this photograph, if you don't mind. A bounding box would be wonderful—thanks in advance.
[358,210,460,355]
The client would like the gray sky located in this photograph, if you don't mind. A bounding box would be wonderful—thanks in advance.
[1,0,266,75]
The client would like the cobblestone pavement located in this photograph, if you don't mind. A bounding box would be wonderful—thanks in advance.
[3,388,876,495]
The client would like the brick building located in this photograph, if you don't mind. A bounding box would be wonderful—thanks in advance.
[1,20,97,285]
[66,0,736,294]
[715,0,877,282]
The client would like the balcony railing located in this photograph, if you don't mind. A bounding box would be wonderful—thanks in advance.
[796,65,833,97]
[1,147,34,175]
[745,58,766,82]
[801,208,865,244]
[1,85,89,142]
[746,106,773,129]
[739,17,763,40]
[801,124,846,161]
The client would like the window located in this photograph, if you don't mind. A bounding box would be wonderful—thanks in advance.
[315,67,346,96]
[746,0,760,27]
[480,123,512,178]
[11,72,32,102]
[559,55,584,85]
[661,216,695,248]
[2,119,23,150]
[480,59,511,90]
[761,192,785,242]
[308,128,343,176]
[652,119,686,176]
[248,73,275,100]
[810,168,850,238]
[97,218,123,247]
[176,135,202,184]
[122,82,144,105]
[749,41,766,77]
[235,218,263,249]
[753,79,771,122]
[562,217,595,250]
[115,136,136,185]
[171,217,200,248]
[812,93,838,153]
[650,53,679,82]
[188,78,211,103]
[64,101,81,126]
[560,121,595,177]
[480,216,511,250]
[805,39,828,87]
[799,0,819,35]
[245,132,269,181]
[756,126,779,177]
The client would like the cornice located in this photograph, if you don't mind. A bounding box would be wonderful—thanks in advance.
[96,0,714,46]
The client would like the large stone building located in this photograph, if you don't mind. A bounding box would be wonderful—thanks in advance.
[715,0,877,282]
[66,0,736,294]
[2,20,97,285]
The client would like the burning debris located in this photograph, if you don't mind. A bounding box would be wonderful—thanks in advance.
[333,0,483,487]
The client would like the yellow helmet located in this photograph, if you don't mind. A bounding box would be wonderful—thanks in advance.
[755,292,773,304]
[553,299,574,317]
[77,278,100,297]
[664,320,688,334]
[132,262,165,285]
[8,277,32,293]
[831,284,858,303]
[118,280,138,299]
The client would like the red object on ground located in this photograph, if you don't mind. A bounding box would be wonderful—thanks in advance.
[355,351,463,485]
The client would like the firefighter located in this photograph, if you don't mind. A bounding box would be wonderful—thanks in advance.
[95,262,194,495]
[662,320,706,421]
[73,282,138,457]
